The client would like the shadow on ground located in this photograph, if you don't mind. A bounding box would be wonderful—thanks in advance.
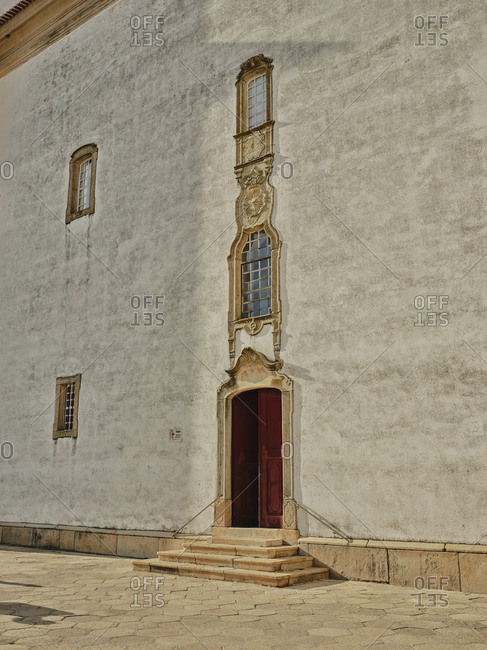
[0,580,41,588]
[0,602,75,625]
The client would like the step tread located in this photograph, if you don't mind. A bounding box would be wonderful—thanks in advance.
[134,559,329,587]
[234,556,313,571]
[150,559,326,575]
[158,550,233,567]
[157,550,313,572]
[212,536,281,547]
[212,527,286,538]
[182,541,300,558]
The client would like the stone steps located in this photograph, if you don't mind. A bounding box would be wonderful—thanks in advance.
[157,550,314,572]
[182,541,300,558]
[133,558,328,587]
[133,529,330,587]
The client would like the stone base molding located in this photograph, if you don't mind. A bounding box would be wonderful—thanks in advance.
[3,522,487,594]
[299,537,487,594]
[0,522,209,559]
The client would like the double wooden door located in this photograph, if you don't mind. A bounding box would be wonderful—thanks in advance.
[231,388,283,528]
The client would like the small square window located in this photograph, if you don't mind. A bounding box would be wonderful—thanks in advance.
[53,374,81,439]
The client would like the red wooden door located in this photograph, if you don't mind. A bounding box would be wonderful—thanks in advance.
[231,391,259,527]
[258,389,283,528]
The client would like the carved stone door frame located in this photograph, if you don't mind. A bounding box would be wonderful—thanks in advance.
[214,348,297,533]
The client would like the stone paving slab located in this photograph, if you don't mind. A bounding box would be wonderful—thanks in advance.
[1,545,487,648]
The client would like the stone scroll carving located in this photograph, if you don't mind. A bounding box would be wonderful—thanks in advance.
[237,164,272,230]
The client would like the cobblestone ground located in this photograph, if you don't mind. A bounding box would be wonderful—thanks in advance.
[1,546,487,648]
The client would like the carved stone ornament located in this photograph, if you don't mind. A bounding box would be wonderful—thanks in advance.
[242,132,265,163]
[236,54,273,83]
[283,497,298,529]
[225,347,283,384]
[243,317,265,336]
[238,165,271,229]
[236,124,273,166]
[243,186,266,220]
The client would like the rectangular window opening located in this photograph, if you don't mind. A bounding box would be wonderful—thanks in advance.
[77,158,92,212]
[241,230,272,319]
[247,74,266,130]
[53,374,81,439]
[62,383,76,431]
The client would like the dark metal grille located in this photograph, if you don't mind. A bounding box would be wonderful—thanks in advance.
[241,230,272,319]
[62,383,76,431]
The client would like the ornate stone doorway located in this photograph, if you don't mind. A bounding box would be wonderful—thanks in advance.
[214,348,297,532]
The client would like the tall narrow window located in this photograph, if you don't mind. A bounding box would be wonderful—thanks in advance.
[63,382,76,430]
[53,374,81,439]
[66,143,98,223]
[241,230,272,318]
[77,158,92,211]
[247,73,266,129]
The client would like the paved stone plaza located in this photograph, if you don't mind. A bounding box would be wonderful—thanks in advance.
[1,547,487,648]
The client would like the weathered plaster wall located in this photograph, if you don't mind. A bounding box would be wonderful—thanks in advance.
[0,1,18,14]
[1,0,487,544]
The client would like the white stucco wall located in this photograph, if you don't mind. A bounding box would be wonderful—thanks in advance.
[1,0,487,544]
[0,2,18,14]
